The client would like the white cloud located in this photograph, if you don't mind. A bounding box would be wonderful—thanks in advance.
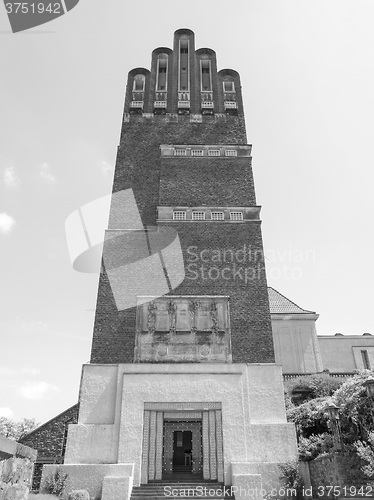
[98,160,113,176]
[0,407,14,418]
[0,213,16,233]
[0,366,39,376]
[20,381,59,400]
[38,162,56,183]
[3,166,20,187]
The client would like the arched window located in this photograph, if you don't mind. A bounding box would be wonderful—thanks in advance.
[156,54,168,91]
[179,37,190,91]
[133,74,145,92]
[201,60,212,92]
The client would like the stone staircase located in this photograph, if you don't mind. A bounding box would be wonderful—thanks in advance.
[130,480,235,499]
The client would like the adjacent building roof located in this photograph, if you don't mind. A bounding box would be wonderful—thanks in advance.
[268,287,316,314]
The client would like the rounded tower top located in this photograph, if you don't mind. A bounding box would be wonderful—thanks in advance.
[174,28,195,37]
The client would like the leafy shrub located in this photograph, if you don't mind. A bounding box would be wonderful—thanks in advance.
[355,432,374,477]
[331,370,374,444]
[298,433,333,461]
[284,374,343,406]
[287,397,330,438]
[279,461,304,498]
[41,469,68,497]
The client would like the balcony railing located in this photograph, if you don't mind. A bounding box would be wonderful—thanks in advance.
[178,101,190,109]
[154,101,167,108]
[201,102,214,109]
[224,101,237,109]
[130,101,144,109]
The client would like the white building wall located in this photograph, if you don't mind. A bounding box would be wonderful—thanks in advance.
[65,363,297,488]
[271,314,323,373]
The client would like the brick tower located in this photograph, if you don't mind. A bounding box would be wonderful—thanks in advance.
[90,28,274,366]
[45,29,297,499]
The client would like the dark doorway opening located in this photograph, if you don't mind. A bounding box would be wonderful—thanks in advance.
[173,430,192,472]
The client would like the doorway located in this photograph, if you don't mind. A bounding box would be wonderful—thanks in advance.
[172,430,192,472]
[141,404,224,484]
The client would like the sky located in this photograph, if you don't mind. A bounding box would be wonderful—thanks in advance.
[0,0,374,423]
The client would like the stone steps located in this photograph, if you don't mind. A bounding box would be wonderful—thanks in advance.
[130,481,235,500]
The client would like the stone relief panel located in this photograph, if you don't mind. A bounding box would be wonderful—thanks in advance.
[135,296,231,363]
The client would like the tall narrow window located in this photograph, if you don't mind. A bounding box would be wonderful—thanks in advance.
[179,38,189,91]
[133,74,145,92]
[201,60,212,91]
[362,350,371,369]
[156,55,168,91]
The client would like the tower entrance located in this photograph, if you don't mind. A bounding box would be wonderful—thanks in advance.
[164,421,202,477]
[141,403,223,484]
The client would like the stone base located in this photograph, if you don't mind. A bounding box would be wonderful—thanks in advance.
[231,462,288,491]
[232,473,263,500]
[62,362,297,493]
[41,464,133,500]
[102,476,133,500]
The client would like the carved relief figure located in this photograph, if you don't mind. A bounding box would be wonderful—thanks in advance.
[189,300,199,334]
[168,300,177,334]
[147,301,157,334]
[210,301,219,334]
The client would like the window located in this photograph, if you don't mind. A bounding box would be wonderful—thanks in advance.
[192,211,205,220]
[133,74,145,92]
[362,350,371,369]
[191,149,203,156]
[223,81,235,92]
[174,149,187,156]
[173,211,187,220]
[211,212,224,221]
[201,60,212,91]
[179,38,190,91]
[156,55,168,91]
[230,212,243,221]
[208,149,220,157]
[225,150,237,157]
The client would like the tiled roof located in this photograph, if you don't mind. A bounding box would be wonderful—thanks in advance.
[268,287,316,314]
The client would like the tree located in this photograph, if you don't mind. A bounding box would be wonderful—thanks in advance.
[0,417,39,440]
[286,370,374,461]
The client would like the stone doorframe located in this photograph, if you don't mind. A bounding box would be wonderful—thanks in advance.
[141,402,224,484]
